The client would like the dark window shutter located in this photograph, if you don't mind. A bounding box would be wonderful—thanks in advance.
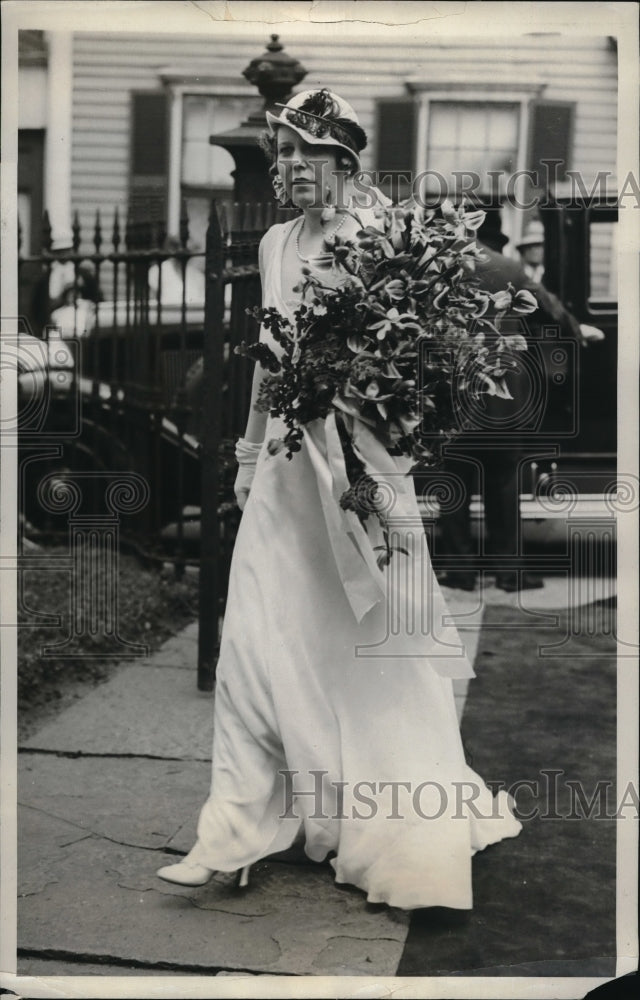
[129,91,170,243]
[375,98,416,202]
[528,100,575,182]
[18,129,45,254]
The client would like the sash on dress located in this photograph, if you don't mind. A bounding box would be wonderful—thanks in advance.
[302,415,386,622]
[303,413,474,679]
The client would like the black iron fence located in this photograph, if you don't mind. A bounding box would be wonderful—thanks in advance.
[17,196,619,691]
[195,200,296,689]
[18,200,296,688]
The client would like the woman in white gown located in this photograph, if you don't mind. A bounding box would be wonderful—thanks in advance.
[157,89,521,910]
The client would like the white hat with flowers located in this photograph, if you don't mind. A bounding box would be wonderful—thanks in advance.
[266,88,366,172]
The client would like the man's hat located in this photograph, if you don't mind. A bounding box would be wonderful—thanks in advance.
[477,209,509,251]
[516,220,545,250]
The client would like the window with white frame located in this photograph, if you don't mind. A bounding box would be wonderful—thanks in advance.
[159,72,261,252]
[179,94,252,251]
[412,90,537,239]
[415,95,529,250]
[426,101,520,184]
[374,84,549,247]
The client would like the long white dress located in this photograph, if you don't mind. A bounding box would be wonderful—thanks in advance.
[187,219,521,910]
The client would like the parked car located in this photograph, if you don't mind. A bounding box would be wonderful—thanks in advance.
[16,328,75,408]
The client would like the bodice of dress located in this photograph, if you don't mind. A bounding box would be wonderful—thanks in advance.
[259,218,301,331]
[259,202,387,339]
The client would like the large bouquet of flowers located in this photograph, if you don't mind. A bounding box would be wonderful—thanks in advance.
[238,201,536,563]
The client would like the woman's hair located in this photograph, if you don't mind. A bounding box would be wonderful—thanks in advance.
[258,131,355,175]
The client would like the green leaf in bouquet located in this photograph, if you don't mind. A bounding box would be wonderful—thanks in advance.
[512,288,538,313]
[374,545,392,570]
[502,333,528,351]
[235,341,281,373]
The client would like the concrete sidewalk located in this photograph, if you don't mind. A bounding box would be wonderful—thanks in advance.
[16,574,616,981]
[17,620,411,980]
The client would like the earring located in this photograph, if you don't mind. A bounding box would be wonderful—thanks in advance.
[272,173,288,206]
[321,188,336,224]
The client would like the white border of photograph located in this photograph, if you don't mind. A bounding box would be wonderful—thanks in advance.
[1,2,638,998]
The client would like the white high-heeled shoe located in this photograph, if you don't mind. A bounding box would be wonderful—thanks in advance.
[156,860,251,888]
[156,860,213,886]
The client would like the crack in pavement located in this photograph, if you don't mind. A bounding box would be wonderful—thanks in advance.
[184,891,276,919]
[18,879,60,899]
[18,747,210,762]
[157,818,188,845]
[318,933,406,945]
[18,802,182,853]
[17,946,293,976]
[115,878,166,894]
[57,833,94,849]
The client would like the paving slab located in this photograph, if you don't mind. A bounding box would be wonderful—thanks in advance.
[18,811,408,977]
[15,959,162,976]
[20,664,214,759]
[19,754,207,853]
[17,806,95,899]
[140,623,199,669]
[18,754,409,976]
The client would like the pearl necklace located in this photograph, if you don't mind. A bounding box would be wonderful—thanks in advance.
[295,213,348,265]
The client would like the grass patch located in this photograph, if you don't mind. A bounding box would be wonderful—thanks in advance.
[17,547,199,738]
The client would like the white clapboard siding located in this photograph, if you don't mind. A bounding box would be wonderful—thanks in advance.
[70,31,618,250]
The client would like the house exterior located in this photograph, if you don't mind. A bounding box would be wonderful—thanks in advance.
[12,14,627,533]
[18,26,618,285]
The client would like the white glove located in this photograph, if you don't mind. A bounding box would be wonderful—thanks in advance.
[579,323,605,343]
[234,438,262,510]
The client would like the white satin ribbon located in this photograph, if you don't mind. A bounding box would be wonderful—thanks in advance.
[302,415,385,623]
[302,412,474,679]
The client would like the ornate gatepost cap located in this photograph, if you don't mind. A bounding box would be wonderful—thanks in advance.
[242,34,307,110]
[210,36,306,200]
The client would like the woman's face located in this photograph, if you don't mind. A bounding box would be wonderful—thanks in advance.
[276,125,344,210]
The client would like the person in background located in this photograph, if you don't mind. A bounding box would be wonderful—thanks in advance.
[148,236,206,309]
[437,210,604,594]
[49,268,99,339]
[516,219,546,283]
[31,257,101,340]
